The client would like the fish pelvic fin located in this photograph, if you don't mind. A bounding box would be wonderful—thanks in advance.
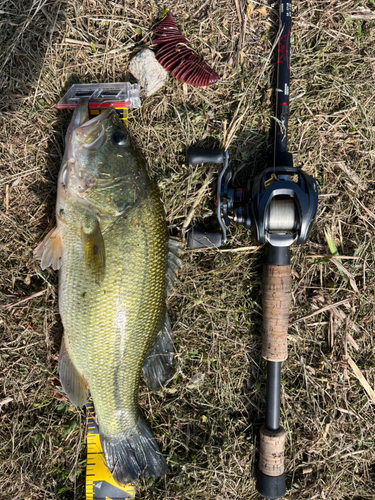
[100,418,168,484]
[58,336,88,406]
[142,313,174,392]
[81,217,106,283]
[34,225,63,270]
[166,237,184,296]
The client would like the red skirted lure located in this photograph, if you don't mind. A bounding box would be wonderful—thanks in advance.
[152,12,219,87]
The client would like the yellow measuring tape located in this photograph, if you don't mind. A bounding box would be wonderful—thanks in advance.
[85,106,133,500]
[89,107,128,125]
[86,400,136,500]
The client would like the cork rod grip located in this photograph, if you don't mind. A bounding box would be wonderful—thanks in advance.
[259,425,286,476]
[262,265,291,362]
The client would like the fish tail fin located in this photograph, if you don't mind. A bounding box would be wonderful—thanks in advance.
[100,419,167,484]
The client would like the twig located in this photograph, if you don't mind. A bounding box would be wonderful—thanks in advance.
[329,259,359,293]
[181,172,215,236]
[5,184,9,214]
[2,289,47,310]
[333,161,366,191]
[308,255,360,260]
[186,245,260,253]
[344,8,375,20]
[234,0,243,24]
[218,245,260,253]
[62,37,106,48]
[291,298,352,325]
[234,0,247,68]
[356,198,375,221]
[0,168,40,187]
[347,332,360,351]
[194,0,211,16]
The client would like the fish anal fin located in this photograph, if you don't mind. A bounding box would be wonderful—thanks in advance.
[58,336,88,407]
[81,218,106,283]
[34,226,63,270]
[142,314,174,392]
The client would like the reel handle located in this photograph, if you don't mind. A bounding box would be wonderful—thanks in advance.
[187,147,225,165]
[186,147,227,248]
[187,229,222,249]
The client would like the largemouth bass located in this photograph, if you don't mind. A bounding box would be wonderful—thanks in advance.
[35,99,181,484]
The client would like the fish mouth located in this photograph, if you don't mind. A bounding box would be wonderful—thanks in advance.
[62,99,116,193]
[72,100,116,151]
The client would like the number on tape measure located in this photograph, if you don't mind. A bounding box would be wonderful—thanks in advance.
[86,400,135,500]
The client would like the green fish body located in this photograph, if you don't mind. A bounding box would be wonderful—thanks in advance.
[35,100,179,483]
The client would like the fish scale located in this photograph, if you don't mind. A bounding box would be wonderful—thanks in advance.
[59,184,167,438]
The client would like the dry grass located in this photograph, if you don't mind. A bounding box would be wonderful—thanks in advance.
[1,0,375,499]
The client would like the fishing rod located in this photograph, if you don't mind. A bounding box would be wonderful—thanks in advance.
[186,0,318,498]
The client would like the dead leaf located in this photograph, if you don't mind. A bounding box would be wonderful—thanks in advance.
[344,8,375,20]
[257,6,267,17]
[329,257,359,293]
[347,356,375,404]
[247,2,254,18]
[0,397,13,412]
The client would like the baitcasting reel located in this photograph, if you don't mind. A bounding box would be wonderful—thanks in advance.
[187,148,318,250]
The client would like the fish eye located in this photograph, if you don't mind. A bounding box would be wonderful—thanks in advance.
[112,131,128,146]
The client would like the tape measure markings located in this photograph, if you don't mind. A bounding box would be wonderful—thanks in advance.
[85,399,135,500]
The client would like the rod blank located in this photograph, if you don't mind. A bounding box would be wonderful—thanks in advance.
[265,361,281,432]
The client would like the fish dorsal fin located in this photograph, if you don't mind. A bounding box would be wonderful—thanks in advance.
[58,336,88,407]
[166,237,184,296]
[81,217,106,283]
[142,314,174,392]
[34,226,63,270]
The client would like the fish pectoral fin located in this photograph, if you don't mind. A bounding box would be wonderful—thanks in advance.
[142,313,174,392]
[34,225,63,270]
[81,218,106,283]
[58,336,88,406]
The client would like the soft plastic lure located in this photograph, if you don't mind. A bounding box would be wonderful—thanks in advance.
[152,11,219,87]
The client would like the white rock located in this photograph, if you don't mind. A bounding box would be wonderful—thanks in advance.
[129,48,169,97]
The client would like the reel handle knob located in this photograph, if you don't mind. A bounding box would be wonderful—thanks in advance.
[187,147,225,165]
[186,229,222,249]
